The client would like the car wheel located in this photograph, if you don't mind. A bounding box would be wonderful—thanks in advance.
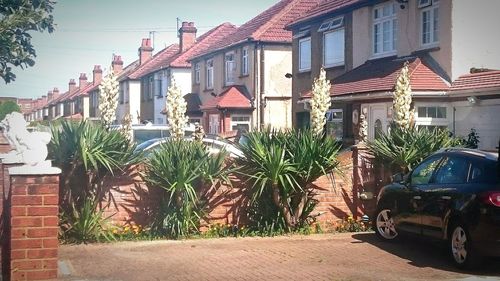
[374,208,398,240]
[449,223,481,269]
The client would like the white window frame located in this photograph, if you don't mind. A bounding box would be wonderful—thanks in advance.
[148,76,154,100]
[225,52,236,85]
[420,3,439,47]
[414,104,449,129]
[241,48,249,76]
[323,28,345,67]
[230,114,251,131]
[299,37,311,72]
[372,1,398,57]
[318,16,344,32]
[326,109,343,140]
[206,59,214,89]
[194,63,200,84]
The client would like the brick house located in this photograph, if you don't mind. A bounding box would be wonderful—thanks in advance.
[187,0,322,135]
[126,22,236,125]
[287,0,500,150]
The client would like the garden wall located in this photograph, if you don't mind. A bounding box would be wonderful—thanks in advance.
[98,146,383,230]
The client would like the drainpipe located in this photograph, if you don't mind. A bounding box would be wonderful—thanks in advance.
[253,41,260,129]
[259,43,265,129]
[452,106,456,135]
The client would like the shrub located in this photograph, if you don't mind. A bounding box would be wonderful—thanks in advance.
[236,129,341,232]
[49,120,139,243]
[368,125,462,174]
[142,139,231,239]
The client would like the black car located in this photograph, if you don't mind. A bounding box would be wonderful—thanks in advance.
[373,148,500,269]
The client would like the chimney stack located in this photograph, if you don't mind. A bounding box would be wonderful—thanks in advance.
[47,90,53,102]
[53,87,60,99]
[138,38,153,65]
[112,55,123,75]
[179,22,197,52]
[93,65,103,85]
[69,79,76,93]
[41,95,47,104]
[79,73,88,89]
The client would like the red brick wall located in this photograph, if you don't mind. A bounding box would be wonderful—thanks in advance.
[99,148,379,229]
[7,174,59,281]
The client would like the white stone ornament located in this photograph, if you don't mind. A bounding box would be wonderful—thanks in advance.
[0,112,51,167]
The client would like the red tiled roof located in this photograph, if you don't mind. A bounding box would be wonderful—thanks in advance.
[117,60,140,82]
[128,44,180,79]
[195,0,323,58]
[450,70,500,92]
[161,93,203,115]
[128,23,237,79]
[64,113,83,120]
[300,56,449,98]
[287,0,365,29]
[200,85,252,110]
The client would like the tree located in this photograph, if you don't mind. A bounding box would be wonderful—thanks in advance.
[310,67,331,135]
[0,0,55,83]
[0,100,21,121]
[98,70,119,129]
[166,79,188,140]
[393,61,413,129]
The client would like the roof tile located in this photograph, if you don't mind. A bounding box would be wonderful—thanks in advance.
[201,85,252,110]
[450,70,500,92]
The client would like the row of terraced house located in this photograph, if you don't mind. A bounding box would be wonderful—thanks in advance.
[25,0,500,150]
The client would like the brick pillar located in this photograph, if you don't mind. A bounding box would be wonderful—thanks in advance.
[6,166,61,281]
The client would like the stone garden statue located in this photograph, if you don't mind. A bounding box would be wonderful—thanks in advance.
[0,112,51,167]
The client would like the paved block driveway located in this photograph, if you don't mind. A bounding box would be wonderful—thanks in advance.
[60,233,500,281]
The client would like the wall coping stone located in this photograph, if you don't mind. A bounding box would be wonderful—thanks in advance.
[8,165,61,175]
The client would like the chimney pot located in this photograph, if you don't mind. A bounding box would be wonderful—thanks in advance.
[138,38,153,65]
[69,79,76,93]
[79,73,88,89]
[112,55,124,74]
[179,21,197,53]
[93,65,103,85]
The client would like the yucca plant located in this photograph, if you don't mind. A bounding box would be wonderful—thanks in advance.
[236,129,341,230]
[368,125,463,173]
[142,139,231,238]
[49,120,139,243]
[60,197,115,244]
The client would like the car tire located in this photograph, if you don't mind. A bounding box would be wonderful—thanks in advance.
[373,208,398,241]
[448,222,482,269]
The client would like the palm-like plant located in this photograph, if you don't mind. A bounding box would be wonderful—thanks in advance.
[368,125,462,173]
[236,129,341,230]
[142,139,231,238]
[49,120,139,243]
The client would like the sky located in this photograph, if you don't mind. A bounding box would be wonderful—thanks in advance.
[0,0,278,99]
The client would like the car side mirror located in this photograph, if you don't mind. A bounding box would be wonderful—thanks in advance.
[392,173,404,183]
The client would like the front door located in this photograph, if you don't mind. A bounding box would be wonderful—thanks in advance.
[208,114,220,135]
[368,104,387,140]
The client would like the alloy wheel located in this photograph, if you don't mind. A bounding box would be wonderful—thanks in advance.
[376,209,398,240]
[451,226,468,264]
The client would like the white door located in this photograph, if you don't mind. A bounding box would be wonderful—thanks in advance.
[368,104,387,140]
[209,114,220,135]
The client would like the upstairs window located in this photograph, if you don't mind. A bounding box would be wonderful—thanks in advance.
[148,76,154,100]
[421,0,439,46]
[194,63,200,84]
[324,28,345,67]
[299,37,311,72]
[373,2,398,56]
[225,53,236,85]
[241,48,249,76]
[206,59,214,89]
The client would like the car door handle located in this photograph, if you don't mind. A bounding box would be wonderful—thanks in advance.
[413,196,422,200]
[441,196,451,200]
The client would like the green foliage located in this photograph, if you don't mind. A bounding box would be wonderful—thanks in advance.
[0,0,55,83]
[49,120,139,243]
[142,139,231,239]
[463,128,480,149]
[60,198,115,244]
[236,129,341,231]
[0,100,20,120]
[368,125,463,173]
